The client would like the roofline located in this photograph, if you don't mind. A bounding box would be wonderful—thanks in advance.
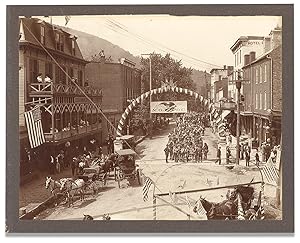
[230,36,265,53]
[242,45,281,68]
[19,41,89,64]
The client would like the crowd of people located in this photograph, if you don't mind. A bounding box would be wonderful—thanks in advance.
[164,113,209,163]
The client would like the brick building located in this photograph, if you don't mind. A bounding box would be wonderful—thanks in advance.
[86,58,142,140]
[242,27,282,147]
[19,17,103,176]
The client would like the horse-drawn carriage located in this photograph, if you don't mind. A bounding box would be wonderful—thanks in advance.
[78,164,107,187]
[114,149,142,188]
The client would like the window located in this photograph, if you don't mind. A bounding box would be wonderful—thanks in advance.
[264,91,267,110]
[40,25,45,44]
[259,65,263,83]
[78,70,83,86]
[68,67,74,84]
[264,64,267,82]
[61,66,67,84]
[237,52,239,66]
[55,32,64,51]
[71,39,75,55]
[259,93,262,110]
[55,33,60,50]
[29,59,39,83]
[255,93,258,109]
[255,67,259,84]
[45,62,53,79]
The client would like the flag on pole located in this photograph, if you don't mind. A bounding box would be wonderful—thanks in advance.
[24,107,45,148]
[195,198,206,217]
[261,160,279,185]
[142,177,154,201]
[65,16,71,26]
[237,193,245,220]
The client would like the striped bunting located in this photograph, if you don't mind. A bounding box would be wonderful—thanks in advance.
[24,107,45,148]
[184,89,188,94]
[143,176,154,202]
[237,193,245,220]
[215,117,222,125]
[195,199,206,217]
[200,96,204,102]
[261,160,279,185]
[119,119,125,125]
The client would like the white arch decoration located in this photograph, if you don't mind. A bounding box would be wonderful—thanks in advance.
[116,86,224,136]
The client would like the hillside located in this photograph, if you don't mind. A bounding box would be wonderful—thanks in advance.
[60,26,142,67]
[191,69,210,97]
[60,26,209,92]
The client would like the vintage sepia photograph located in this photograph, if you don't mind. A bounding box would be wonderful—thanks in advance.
[5,4,294,233]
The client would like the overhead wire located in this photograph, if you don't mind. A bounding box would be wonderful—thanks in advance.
[106,18,223,69]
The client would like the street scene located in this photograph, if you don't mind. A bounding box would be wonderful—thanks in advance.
[18,15,282,221]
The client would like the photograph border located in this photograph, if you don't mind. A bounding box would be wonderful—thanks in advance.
[6,4,294,234]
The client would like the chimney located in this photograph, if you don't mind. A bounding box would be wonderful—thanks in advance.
[264,37,271,53]
[270,27,282,49]
[250,52,256,62]
[244,54,250,66]
[223,65,227,69]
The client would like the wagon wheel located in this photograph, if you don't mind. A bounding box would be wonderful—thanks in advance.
[136,169,141,186]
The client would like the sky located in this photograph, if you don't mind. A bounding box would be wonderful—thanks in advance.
[39,15,280,71]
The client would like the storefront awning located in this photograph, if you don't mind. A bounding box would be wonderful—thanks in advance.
[221,110,231,120]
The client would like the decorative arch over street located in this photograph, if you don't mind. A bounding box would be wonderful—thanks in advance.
[116,86,222,136]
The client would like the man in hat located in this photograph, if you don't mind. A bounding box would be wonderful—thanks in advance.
[215,147,221,165]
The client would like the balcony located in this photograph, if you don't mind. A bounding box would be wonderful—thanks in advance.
[29,83,102,97]
[44,122,102,142]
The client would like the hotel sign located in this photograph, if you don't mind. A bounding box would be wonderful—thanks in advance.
[150,101,187,114]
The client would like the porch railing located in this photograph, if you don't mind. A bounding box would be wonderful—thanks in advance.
[44,122,102,142]
[29,83,102,97]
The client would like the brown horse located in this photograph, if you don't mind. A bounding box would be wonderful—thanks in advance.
[193,186,255,220]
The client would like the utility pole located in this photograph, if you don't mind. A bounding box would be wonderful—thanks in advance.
[235,71,242,165]
[149,56,152,119]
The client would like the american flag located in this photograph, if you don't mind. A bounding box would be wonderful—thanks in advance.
[24,107,45,148]
[65,16,71,26]
[261,160,279,185]
[142,177,154,201]
[237,193,245,220]
[195,198,207,217]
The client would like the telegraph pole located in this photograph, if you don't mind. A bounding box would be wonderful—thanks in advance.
[149,56,152,119]
[235,71,242,165]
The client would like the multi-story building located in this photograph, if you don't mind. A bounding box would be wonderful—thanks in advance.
[209,66,232,103]
[86,57,142,139]
[229,36,265,102]
[242,27,282,147]
[19,17,103,176]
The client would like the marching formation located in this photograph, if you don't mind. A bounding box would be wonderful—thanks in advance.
[164,113,209,163]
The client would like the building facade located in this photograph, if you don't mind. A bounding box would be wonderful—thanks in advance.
[86,58,142,140]
[240,27,282,147]
[19,17,103,176]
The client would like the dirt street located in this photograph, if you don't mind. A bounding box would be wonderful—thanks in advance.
[34,124,281,221]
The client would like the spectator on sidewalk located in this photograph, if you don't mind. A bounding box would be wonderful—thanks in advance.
[55,155,61,173]
[245,150,250,167]
[203,143,208,160]
[50,155,55,175]
[255,149,260,166]
[215,147,221,165]
[226,146,231,164]
[164,145,170,163]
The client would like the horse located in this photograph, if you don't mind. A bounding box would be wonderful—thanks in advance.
[60,178,85,207]
[82,214,111,220]
[193,186,255,220]
[193,196,237,220]
[45,177,71,206]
